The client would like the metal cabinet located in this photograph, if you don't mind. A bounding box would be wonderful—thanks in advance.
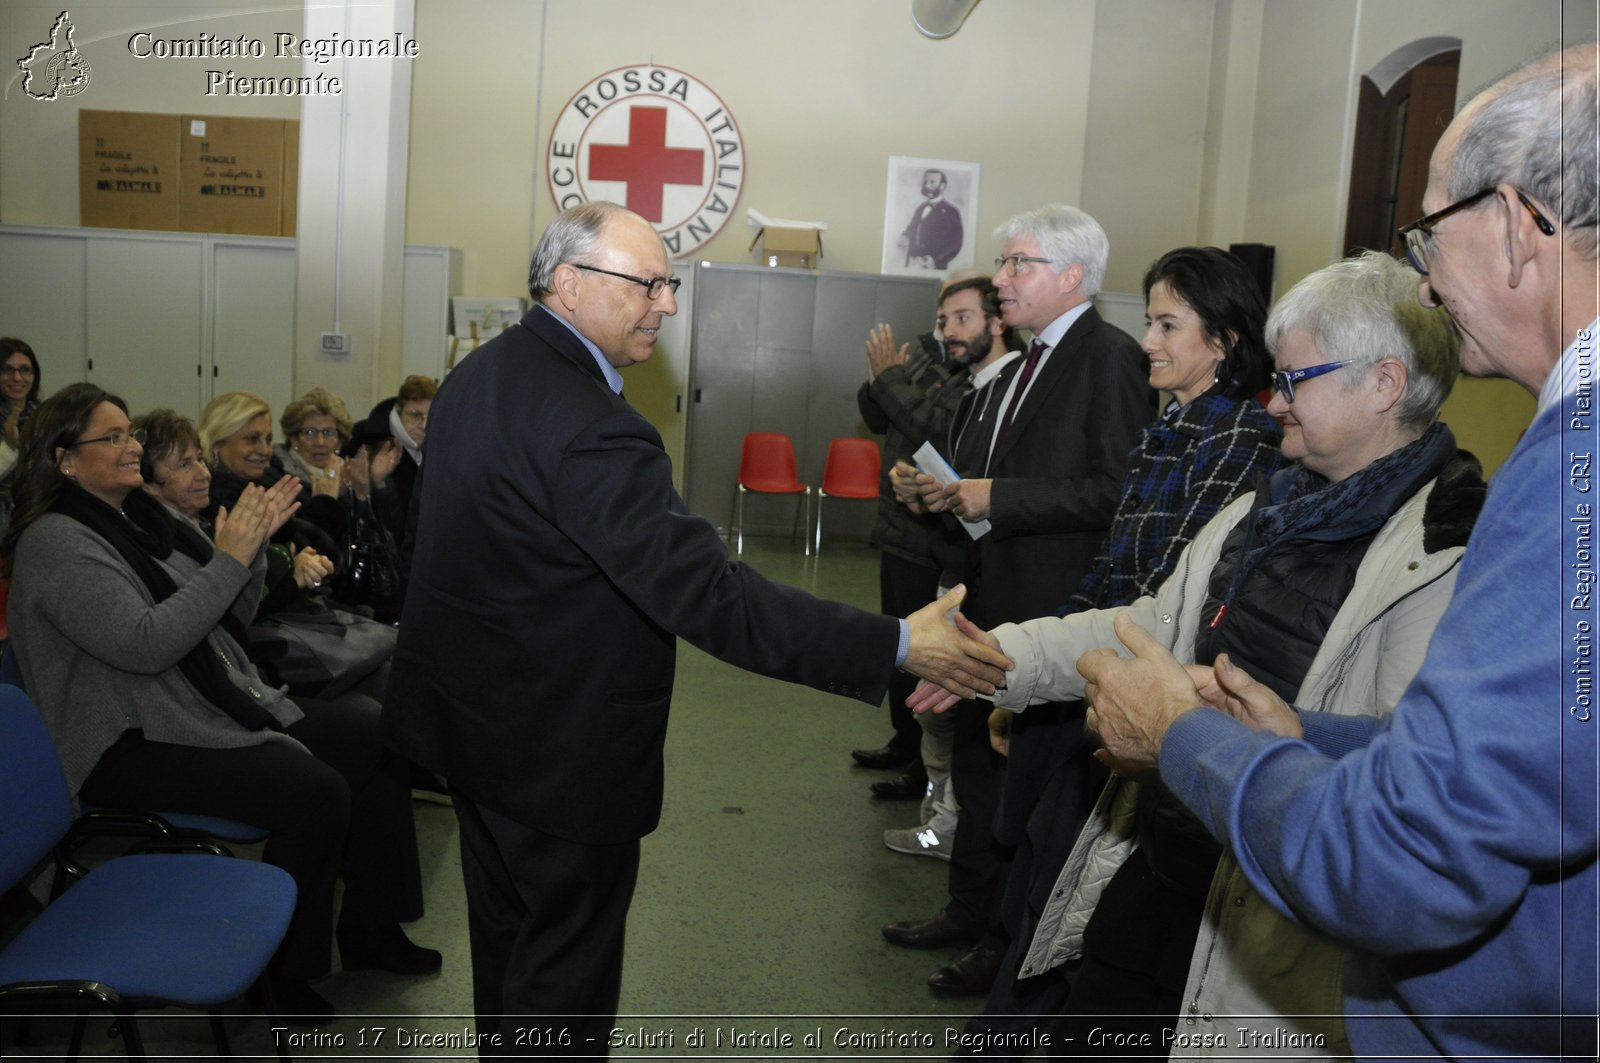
[682,262,938,540]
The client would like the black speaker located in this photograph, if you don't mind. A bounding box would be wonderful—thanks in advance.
[1228,243,1276,303]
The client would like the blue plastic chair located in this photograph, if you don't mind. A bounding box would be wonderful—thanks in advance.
[0,684,297,1060]
[0,651,269,850]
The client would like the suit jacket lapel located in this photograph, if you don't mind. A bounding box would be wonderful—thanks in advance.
[988,306,1103,471]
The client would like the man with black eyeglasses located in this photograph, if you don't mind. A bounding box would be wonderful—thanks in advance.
[1072,44,1598,1060]
[383,200,1014,1056]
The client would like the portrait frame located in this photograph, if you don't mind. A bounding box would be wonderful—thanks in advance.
[881,156,980,277]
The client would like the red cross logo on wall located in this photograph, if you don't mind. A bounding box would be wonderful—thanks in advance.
[548,65,746,257]
[587,106,705,223]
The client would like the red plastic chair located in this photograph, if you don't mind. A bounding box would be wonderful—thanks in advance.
[814,437,882,552]
[733,432,812,555]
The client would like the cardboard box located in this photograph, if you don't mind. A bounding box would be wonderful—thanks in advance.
[78,109,181,230]
[178,115,286,236]
[749,226,823,268]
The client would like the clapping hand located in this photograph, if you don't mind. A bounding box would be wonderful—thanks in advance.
[1076,613,1201,774]
[1191,653,1302,739]
[214,475,301,567]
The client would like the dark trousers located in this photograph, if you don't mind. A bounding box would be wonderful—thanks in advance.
[944,696,1009,937]
[453,793,640,1059]
[960,708,1107,1059]
[78,692,423,979]
[879,552,941,756]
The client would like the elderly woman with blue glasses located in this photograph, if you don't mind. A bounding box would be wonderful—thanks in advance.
[915,251,1488,1056]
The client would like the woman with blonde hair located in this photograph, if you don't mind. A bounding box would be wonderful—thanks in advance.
[200,390,344,564]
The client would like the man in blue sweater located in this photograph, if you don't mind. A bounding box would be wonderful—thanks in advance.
[1072,44,1598,1060]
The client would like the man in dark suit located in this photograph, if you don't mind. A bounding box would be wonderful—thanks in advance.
[383,201,1010,1055]
[883,204,1154,997]
[901,169,965,269]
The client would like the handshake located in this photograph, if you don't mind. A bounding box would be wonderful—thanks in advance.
[900,584,1013,700]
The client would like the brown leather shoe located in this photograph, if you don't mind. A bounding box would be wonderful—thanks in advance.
[881,909,979,949]
[927,943,1004,995]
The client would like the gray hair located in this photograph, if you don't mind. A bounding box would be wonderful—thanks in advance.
[1266,251,1460,431]
[992,204,1110,297]
[528,201,629,299]
[1450,44,1599,259]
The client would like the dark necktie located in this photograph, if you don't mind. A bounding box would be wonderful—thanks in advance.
[993,339,1047,453]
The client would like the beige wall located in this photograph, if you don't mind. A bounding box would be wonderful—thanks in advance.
[403,0,1098,297]
[2,0,1594,474]
[1240,0,1586,473]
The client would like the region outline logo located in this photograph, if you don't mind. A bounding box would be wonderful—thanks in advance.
[546,64,745,259]
[17,10,91,101]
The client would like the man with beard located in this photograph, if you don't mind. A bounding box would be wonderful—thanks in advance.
[901,169,965,269]
[856,277,1021,856]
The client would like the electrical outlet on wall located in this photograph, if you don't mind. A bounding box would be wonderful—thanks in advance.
[319,331,349,355]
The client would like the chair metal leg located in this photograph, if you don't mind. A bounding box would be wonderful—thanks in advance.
[733,487,746,555]
[209,1011,232,1056]
[66,1014,86,1061]
[112,1013,147,1061]
[800,489,813,556]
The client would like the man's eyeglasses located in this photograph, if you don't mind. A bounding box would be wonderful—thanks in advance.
[1397,187,1556,275]
[297,426,341,440]
[1270,360,1351,403]
[400,409,428,426]
[994,254,1058,277]
[71,427,146,449]
[573,263,680,299]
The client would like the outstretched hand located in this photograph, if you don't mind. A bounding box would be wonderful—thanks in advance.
[906,613,999,714]
[903,584,1014,699]
[1076,613,1201,773]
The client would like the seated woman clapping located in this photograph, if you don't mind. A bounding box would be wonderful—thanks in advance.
[2,384,438,1023]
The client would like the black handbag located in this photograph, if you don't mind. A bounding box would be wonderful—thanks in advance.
[244,600,396,698]
[336,495,404,623]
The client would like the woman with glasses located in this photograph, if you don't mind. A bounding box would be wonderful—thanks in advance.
[278,387,353,499]
[0,384,438,1023]
[918,252,1487,1056]
[0,336,42,481]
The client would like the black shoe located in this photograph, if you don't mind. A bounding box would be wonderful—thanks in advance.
[337,920,443,975]
[882,909,979,949]
[850,744,917,770]
[269,976,335,1026]
[870,768,928,800]
[928,943,1004,995]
